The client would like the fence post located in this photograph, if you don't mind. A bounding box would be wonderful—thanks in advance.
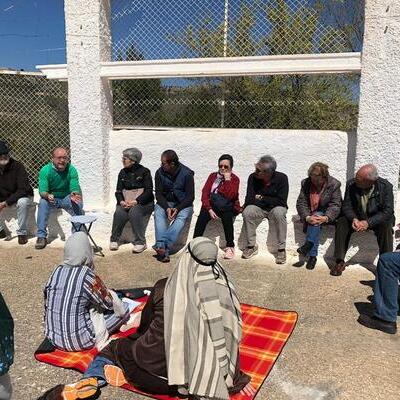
[356,1,400,193]
[64,0,112,208]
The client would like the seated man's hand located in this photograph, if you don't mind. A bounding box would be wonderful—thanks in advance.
[167,207,174,221]
[358,220,369,232]
[0,201,7,211]
[307,215,320,225]
[255,194,263,200]
[47,194,55,204]
[352,218,361,231]
[170,208,178,221]
[70,192,82,203]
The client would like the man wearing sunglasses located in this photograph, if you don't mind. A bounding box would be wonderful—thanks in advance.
[242,155,289,264]
[153,150,194,262]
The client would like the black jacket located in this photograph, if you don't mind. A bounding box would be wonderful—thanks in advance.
[0,158,33,205]
[296,176,342,222]
[244,171,289,211]
[342,177,394,228]
[115,164,154,205]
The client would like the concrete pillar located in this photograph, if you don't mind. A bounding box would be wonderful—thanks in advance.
[64,0,112,208]
[356,1,400,191]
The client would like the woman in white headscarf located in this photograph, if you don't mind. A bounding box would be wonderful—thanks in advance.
[43,232,129,352]
[60,237,252,400]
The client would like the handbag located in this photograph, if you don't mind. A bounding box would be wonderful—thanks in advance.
[210,192,234,213]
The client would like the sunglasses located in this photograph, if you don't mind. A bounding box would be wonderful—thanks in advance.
[219,164,230,169]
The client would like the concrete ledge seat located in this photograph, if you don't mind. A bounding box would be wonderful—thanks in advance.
[0,205,381,265]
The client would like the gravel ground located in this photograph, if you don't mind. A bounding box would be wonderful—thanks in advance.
[0,240,399,400]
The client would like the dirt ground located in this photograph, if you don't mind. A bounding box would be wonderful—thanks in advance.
[0,240,399,400]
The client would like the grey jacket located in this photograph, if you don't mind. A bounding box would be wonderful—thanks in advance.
[296,176,342,222]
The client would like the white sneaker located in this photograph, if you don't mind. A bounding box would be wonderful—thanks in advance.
[132,243,147,253]
[109,242,119,251]
[224,247,235,260]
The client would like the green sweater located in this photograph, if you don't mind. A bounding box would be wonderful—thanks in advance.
[38,162,81,199]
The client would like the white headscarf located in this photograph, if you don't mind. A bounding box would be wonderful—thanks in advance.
[62,232,94,268]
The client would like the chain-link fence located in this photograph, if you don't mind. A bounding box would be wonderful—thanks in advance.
[0,72,69,187]
[111,0,364,60]
[113,74,360,131]
[111,0,364,130]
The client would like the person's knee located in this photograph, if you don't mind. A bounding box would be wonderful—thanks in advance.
[270,206,287,220]
[242,205,260,220]
[16,197,31,209]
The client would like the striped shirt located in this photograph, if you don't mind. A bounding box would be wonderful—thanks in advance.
[44,265,116,352]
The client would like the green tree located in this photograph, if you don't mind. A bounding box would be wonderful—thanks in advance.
[164,0,362,130]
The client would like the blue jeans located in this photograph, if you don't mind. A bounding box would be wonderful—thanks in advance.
[83,356,115,387]
[305,212,324,257]
[374,252,400,322]
[154,203,193,250]
[36,195,84,238]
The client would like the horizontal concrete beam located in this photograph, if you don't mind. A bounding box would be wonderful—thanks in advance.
[37,52,361,81]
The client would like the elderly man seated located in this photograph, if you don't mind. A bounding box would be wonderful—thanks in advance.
[0,140,33,244]
[35,147,84,250]
[241,155,289,264]
[331,164,395,276]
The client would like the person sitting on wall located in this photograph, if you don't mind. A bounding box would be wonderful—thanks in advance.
[358,247,399,335]
[44,232,130,353]
[241,155,289,264]
[193,154,240,260]
[42,237,252,400]
[331,164,395,276]
[109,148,154,253]
[35,147,84,250]
[296,162,342,270]
[153,150,194,263]
[0,140,33,245]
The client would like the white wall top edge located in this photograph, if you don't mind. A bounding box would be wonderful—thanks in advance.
[36,53,361,81]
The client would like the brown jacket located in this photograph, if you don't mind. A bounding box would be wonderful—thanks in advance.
[296,176,342,222]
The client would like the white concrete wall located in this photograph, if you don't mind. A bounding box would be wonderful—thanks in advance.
[356,0,400,190]
[1,127,399,266]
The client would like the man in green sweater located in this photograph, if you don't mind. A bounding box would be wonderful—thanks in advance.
[35,147,84,249]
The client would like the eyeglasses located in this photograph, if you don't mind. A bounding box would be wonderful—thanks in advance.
[219,164,230,170]
[255,168,267,174]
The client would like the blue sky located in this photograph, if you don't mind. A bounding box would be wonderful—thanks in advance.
[0,0,66,71]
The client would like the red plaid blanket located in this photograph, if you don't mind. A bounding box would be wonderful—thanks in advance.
[35,300,297,400]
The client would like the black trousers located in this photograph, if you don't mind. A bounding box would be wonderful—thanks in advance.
[334,216,394,261]
[193,207,235,247]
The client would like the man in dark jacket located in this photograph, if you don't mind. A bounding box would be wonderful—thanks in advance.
[153,150,194,262]
[331,164,395,276]
[0,141,33,244]
[242,155,289,264]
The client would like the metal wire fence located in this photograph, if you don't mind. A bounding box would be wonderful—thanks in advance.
[111,0,364,60]
[111,0,364,130]
[0,72,69,187]
[113,74,360,131]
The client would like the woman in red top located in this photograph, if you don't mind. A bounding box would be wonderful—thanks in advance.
[193,154,240,259]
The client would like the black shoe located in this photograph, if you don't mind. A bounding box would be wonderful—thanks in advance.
[35,237,47,250]
[18,235,28,245]
[0,229,6,239]
[306,256,317,270]
[358,314,397,334]
[297,241,313,256]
